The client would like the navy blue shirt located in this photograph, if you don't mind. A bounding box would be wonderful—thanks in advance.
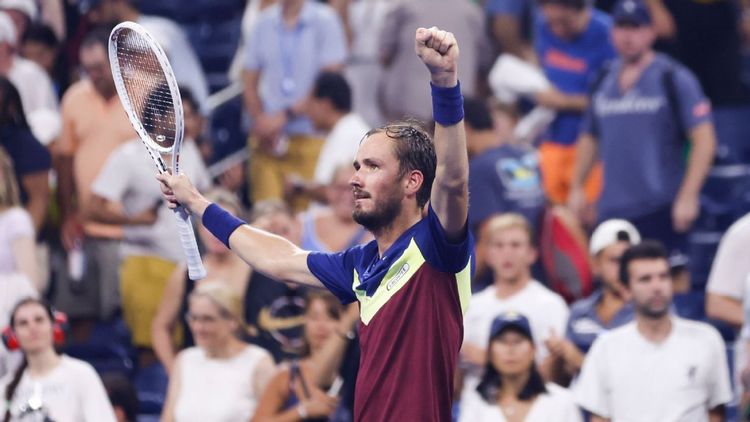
[1,125,51,204]
[583,54,712,220]
[468,145,544,236]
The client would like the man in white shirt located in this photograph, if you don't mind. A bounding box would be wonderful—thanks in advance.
[294,71,369,203]
[460,213,569,402]
[575,240,732,422]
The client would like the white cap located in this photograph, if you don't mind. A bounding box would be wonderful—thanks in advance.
[589,219,641,255]
[0,0,38,20]
[0,11,15,45]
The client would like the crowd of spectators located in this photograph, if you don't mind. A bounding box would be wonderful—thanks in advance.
[0,0,749,420]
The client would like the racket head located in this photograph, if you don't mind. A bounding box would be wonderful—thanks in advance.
[108,21,184,160]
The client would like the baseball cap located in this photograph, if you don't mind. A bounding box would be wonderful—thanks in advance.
[612,0,651,26]
[0,11,15,45]
[489,312,534,341]
[589,219,641,256]
[0,0,38,20]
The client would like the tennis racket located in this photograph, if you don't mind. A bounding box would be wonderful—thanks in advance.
[108,21,206,280]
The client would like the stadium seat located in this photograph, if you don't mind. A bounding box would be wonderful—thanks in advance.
[134,362,169,416]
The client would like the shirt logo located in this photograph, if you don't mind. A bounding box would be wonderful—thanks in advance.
[386,263,410,291]
[544,49,587,73]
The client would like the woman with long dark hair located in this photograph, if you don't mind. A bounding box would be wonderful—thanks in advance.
[460,312,582,422]
[0,298,116,422]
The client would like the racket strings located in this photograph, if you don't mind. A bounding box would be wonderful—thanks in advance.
[114,29,177,150]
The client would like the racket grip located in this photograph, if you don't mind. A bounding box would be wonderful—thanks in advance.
[173,206,207,280]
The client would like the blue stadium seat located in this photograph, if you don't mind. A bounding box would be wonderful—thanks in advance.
[62,318,136,378]
[134,362,169,416]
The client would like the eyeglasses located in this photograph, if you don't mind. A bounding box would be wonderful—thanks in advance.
[184,312,224,324]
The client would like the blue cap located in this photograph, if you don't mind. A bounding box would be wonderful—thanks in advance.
[489,311,533,341]
[612,0,651,26]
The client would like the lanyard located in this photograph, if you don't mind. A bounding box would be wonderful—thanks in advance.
[278,17,305,98]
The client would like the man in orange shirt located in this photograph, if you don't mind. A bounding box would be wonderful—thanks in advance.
[55,27,135,321]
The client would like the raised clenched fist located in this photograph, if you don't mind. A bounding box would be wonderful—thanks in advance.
[414,26,459,88]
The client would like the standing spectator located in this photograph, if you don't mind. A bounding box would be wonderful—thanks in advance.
[81,0,210,111]
[242,0,347,210]
[465,97,544,237]
[459,312,582,422]
[546,219,640,379]
[161,281,276,422]
[569,0,716,263]
[575,240,732,421]
[87,88,210,366]
[296,71,369,203]
[485,0,534,60]
[0,12,58,141]
[0,77,51,234]
[378,0,490,122]
[55,27,136,322]
[460,214,569,404]
[0,298,117,422]
[533,0,615,206]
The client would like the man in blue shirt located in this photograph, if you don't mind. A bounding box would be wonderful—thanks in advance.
[533,0,616,207]
[546,219,640,380]
[243,0,347,210]
[569,0,716,264]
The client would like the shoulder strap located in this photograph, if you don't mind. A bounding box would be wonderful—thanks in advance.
[588,62,613,139]
[661,64,687,143]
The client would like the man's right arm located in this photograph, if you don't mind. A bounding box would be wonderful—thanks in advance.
[158,172,323,288]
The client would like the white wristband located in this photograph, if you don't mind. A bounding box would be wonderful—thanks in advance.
[297,404,308,419]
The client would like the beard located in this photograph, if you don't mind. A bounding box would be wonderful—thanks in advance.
[352,193,402,234]
[636,297,670,319]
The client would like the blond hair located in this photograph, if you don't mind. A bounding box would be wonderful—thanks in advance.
[204,187,244,219]
[482,213,534,244]
[0,147,20,208]
[190,280,245,328]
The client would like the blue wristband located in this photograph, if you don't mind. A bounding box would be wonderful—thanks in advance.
[431,81,464,126]
[202,203,246,248]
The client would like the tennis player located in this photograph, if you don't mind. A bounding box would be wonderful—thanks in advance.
[158,26,472,422]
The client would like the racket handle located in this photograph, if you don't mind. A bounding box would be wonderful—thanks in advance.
[173,206,207,280]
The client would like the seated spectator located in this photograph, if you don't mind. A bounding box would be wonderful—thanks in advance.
[299,166,372,253]
[465,97,544,237]
[152,196,306,369]
[546,219,640,381]
[460,214,569,404]
[292,71,369,203]
[575,241,732,421]
[459,312,582,422]
[161,280,276,422]
[82,0,210,111]
[0,76,51,234]
[252,291,357,422]
[0,298,117,421]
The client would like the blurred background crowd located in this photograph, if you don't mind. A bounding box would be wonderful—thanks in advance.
[0,0,749,420]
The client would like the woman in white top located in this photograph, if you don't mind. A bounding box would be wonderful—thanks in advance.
[459,312,582,422]
[162,280,277,422]
[0,298,116,422]
[0,147,38,290]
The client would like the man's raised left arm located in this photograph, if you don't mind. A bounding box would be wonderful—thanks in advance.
[415,27,469,242]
